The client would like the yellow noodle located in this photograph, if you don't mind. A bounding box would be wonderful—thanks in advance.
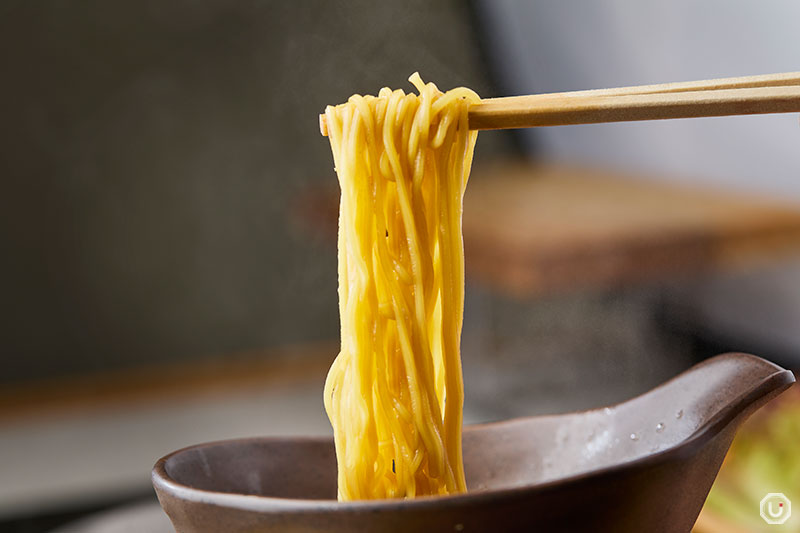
[323,73,479,500]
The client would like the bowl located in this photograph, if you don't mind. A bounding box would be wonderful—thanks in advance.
[153,352,794,532]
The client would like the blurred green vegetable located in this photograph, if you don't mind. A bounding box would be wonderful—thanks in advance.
[700,384,799,532]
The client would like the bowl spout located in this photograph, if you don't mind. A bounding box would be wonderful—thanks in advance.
[650,352,795,439]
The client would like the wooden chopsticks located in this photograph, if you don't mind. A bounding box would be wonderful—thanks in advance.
[319,72,800,136]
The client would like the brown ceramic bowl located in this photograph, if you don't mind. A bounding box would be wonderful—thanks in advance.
[153,353,794,533]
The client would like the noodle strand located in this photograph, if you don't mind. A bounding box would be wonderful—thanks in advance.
[324,74,479,500]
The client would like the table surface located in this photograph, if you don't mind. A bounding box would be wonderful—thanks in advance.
[463,162,800,296]
[0,343,338,519]
[51,501,172,533]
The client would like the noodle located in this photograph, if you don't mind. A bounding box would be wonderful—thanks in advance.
[323,73,479,500]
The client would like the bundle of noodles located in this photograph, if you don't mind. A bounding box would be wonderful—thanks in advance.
[323,73,480,500]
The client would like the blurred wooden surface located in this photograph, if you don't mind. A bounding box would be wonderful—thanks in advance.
[464,162,800,295]
[0,342,336,423]
[0,342,338,519]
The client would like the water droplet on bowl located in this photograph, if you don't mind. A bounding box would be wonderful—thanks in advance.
[630,433,639,441]
[656,422,665,433]
[675,409,683,419]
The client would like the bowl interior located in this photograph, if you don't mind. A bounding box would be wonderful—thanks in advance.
[163,438,337,499]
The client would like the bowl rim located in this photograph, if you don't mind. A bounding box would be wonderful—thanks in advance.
[152,352,794,513]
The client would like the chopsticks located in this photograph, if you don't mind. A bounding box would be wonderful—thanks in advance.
[319,71,800,136]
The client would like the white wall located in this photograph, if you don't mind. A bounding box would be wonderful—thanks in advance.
[479,0,800,356]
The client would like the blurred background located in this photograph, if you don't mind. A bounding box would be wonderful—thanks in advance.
[1,1,798,531]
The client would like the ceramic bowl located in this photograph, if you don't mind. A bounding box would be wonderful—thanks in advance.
[153,353,794,532]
